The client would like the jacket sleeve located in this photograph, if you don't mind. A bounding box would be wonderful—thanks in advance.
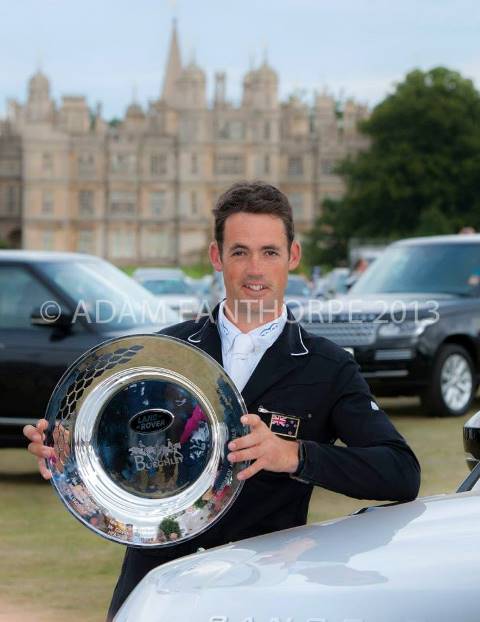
[293,357,421,502]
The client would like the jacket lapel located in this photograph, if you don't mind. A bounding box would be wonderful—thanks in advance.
[186,307,223,366]
[241,317,310,406]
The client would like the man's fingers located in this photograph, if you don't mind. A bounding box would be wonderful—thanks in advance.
[228,431,261,451]
[27,441,52,460]
[23,419,48,442]
[23,424,41,442]
[240,414,262,427]
[237,458,265,481]
[228,446,261,463]
[37,456,52,480]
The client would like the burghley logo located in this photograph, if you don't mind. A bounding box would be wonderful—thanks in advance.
[128,440,183,471]
[129,408,174,434]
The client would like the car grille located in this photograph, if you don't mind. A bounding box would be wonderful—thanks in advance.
[304,321,377,346]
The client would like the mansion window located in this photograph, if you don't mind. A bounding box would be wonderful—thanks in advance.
[216,120,245,141]
[264,121,271,140]
[150,154,168,176]
[42,230,54,251]
[180,118,198,141]
[77,230,94,254]
[288,156,303,176]
[42,152,53,175]
[150,191,166,217]
[142,229,170,259]
[109,191,135,216]
[264,155,271,175]
[214,154,245,175]
[289,193,304,218]
[41,191,54,215]
[6,186,18,214]
[78,190,94,217]
[254,154,271,177]
[109,230,136,259]
[191,153,198,174]
[191,191,198,215]
[321,159,336,174]
[110,153,136,175]
[78,153,95,176]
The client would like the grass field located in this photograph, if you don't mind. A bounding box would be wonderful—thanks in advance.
[0,397,475,621]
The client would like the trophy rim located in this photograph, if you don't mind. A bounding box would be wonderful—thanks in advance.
[45,333,248,547]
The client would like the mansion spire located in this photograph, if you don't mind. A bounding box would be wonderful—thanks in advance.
[161,19,182,106]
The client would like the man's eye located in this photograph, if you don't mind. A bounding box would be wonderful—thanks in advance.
[265,250,279,256]
[232,250,245,256]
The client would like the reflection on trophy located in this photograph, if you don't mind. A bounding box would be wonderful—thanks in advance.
[44,335,248,546]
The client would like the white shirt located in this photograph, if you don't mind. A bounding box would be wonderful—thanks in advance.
[218,300,288,392]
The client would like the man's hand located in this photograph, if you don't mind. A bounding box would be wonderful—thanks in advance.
[227,414,299,480]
[23,419,55,480]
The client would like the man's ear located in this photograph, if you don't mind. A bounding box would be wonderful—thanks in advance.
[209,241,223,271]
[288,240,301,271]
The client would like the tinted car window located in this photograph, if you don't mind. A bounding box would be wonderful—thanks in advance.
[0,266,57,329]
[40,260,176,329]
[351,243,480,296]
[142,279,193,295]
[286,279,310,297]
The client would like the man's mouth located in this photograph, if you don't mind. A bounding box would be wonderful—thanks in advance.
[243,283,268,291]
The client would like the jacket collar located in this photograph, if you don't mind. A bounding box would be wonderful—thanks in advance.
[187,302,310,406]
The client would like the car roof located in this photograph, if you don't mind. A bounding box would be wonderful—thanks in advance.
[0,250,100,262]
[395,234,480,246]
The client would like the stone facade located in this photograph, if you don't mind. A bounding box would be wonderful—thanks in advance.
[0,22,369,265]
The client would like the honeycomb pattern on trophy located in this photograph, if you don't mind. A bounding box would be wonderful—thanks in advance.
[54,344,144,465]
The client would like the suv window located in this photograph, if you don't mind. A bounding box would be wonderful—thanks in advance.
[351,243,480,297]
[0,266,57,329]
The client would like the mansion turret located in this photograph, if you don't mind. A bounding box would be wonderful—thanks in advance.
[0,22,369,264]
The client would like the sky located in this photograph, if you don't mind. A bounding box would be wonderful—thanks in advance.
[1,0,479,119]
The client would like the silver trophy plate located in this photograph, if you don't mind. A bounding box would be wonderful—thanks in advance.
[44,334,248,546]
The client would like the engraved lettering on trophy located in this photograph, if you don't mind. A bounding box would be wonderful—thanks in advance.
[128,439,184,471]
[129,408,174,434]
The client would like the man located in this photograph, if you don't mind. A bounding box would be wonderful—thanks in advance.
[24,181,420,620]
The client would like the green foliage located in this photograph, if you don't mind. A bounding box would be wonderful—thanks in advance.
[304,67,480,267]
[159,517,181,537]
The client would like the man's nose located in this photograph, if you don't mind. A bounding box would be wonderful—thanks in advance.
[246,253,264,275]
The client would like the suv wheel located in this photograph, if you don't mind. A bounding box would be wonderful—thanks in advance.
[421,344,476,417]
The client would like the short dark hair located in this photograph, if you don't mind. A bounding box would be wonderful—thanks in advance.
[213,181,295,253]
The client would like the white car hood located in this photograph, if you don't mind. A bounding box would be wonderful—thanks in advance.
[116,491,480,621]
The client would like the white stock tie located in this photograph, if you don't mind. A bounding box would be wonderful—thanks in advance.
[229,333,255,392]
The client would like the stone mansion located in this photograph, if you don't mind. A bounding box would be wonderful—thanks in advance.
[0,22,369,265]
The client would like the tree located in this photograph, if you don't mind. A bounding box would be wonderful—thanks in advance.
[304,67,480,267]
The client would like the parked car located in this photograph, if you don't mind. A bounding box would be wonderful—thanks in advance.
[323,267,351,298]
[133,268,202,320]
[284,275,312,317]
[304,235,480,417]
[115,416,480,622]
[0,251,180,447]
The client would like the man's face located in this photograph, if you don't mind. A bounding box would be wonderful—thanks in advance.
[209,212,301,324]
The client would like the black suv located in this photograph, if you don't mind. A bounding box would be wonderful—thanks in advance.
[304,235,480,417]
[0,251,179,446]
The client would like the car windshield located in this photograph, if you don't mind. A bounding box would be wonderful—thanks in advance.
[329,270,350,293]
[286,279,310,297]
[41,260,178,329]
[350,243,480,296]
[142,279,193,296]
